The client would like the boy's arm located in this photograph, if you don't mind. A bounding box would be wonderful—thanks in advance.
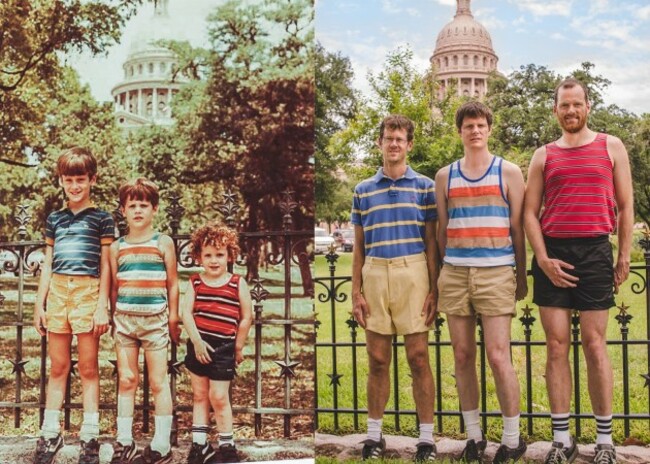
[93,244,111,338]
[234,277,253,365]
[180,282,213,364]
[161,235,181,343]
[108,241,119,321]
[34,246,53,336]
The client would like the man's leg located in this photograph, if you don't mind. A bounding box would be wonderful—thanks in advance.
[404,331,435,444]
[580,310,614,446]
[365,330,392,442]
[540,307,573,448]
[77,332,100,443]
[144,348,173,456]
[482,315,521,448]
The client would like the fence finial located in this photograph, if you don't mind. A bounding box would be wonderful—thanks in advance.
[15,204,31,240]
[166,192,185,235]
[279,189,297,230]
[218,189,240,228]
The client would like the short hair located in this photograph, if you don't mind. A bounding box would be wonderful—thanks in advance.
[379,114,415,142]
[56,147,97,178]
[190,222,240,262]
[118,178,160,208]
[554,78,590,105]
[455,101,493,130]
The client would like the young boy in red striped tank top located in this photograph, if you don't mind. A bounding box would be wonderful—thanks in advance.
[181,223,253,464]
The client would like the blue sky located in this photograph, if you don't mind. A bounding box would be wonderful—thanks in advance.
[316,0,650,115]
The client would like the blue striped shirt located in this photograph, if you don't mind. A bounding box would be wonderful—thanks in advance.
[45,206,115,276]
[351,166,437,258]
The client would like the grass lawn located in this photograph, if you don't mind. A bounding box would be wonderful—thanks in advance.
[315,249,650,444]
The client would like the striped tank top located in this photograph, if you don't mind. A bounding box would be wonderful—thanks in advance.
[444,156,515,267]
[541,133,615,238]
[192,274,241,341]
[115,233,168,315]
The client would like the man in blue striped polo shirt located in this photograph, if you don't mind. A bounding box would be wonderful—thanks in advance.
[351,114,439,461]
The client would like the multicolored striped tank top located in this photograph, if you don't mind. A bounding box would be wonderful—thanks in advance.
[115,233,168,315]
[191,274,241,341]
[541,133,616,238]
[444,156,515,267]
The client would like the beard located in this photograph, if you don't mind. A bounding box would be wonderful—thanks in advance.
[559,114,587,133]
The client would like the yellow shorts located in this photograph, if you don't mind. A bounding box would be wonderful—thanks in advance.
[46,274,99,334]
[361,253,431,336]
[438,264,516,317]
[113,311,169,352]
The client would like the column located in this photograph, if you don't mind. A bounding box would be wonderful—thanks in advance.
[167,88,172,118]
[125,91,130,113]
[138,89,143,116]
[152,87,158,119]
[471,78,475,97]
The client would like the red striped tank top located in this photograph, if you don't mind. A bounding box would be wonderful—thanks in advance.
[540,133,616,238]
[191,273,241,340]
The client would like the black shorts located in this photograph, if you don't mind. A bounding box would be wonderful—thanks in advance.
[185,338,236,381]
[531,235,615,311]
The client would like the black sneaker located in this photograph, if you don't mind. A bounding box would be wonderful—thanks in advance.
[187,442,216,464]
[593,444,616,464]
[79,439,100,464]
[414,442,437,462]
[218,443,240,463]
[492,437,527,463]
[34,434,64,464]
[544,439,578,464]
[361,436,386,460]
[111,441,140,464]
[133,445,173,464]
[461,436,487,463]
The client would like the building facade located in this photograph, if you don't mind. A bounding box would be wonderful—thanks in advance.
[430,0,500,99]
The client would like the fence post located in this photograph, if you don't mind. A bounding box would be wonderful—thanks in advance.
[250,278,269,436]
[519,304,536,436]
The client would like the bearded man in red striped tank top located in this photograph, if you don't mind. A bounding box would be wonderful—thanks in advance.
[524,78,634,464]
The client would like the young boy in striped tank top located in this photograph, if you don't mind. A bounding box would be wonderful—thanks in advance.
[435,102,528,464]
[181,223,253,464]
[109,178,181,464]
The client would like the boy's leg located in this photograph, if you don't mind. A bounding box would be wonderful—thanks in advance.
[115,344,140,446]
[190,372,211,445]
[42,332,73,438]
[208,380,233,442]
[77,333,101,442]
[144,348,173,455]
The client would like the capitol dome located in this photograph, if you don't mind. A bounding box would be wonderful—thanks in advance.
[111,0,186,131]
[430,0,499,99]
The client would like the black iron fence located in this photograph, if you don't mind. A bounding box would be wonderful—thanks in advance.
[315,234,650,439]
[0,190,314,439]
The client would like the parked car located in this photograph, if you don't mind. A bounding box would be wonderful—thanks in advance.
[314,227,335,254]
[331,228,355,252]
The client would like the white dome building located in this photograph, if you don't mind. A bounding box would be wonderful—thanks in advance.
[111,0,185,130]
[430,0,500,99]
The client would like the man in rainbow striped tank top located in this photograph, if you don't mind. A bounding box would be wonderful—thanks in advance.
[435,102,528,464]
[109,178,181,464]
[525,78,633,464]
[351,114,439,461]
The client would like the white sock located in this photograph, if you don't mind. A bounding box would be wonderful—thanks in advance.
[367,417,382,442]
[462,409,483,442]
[41,409,61,440]
[219,432,234,447]
[551,412,572,448]
[418,423,435,445]
[150,415,173,455]
[192,424,210,445]
[595,414,613,445]
[501,414,520,448]
[116,416,134,446]
[79,412,100,442]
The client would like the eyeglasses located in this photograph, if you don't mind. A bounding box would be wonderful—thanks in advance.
[382,137,408,145]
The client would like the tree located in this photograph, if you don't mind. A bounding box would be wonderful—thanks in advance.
[629,114,650,225]
[0,0,142,166]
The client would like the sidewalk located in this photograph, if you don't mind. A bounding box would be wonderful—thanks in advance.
[316,433,650,463]
[0,436,313,463]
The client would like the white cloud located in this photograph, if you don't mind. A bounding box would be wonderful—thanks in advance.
[589,0,609,15]
[637,4,650,20]
[382,0,420,16]
[550,32,565,40]
[512,0,573,17]
[474,8,507,29]
[433,0,456,6]
[512,16,526,26]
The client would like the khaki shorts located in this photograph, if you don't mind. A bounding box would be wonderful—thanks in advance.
[46,274,99,334]
[438,264,516,317]
[113,311,169,352]
[361,253,431,335]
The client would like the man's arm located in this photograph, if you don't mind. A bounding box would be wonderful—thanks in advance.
[93,244,111,337]
[609,135,634,290]
[34,246,53,336]
[434,167,450,263]
[524,147,578,288]
[351,224,368,328]
[161,235,181,343]
[423,219,439,326]
[503,161,528,300]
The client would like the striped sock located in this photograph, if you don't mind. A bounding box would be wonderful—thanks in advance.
[595,414,613,445]
[551,412,571,448]
[192,424,210,445]
[219,432,234,447]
